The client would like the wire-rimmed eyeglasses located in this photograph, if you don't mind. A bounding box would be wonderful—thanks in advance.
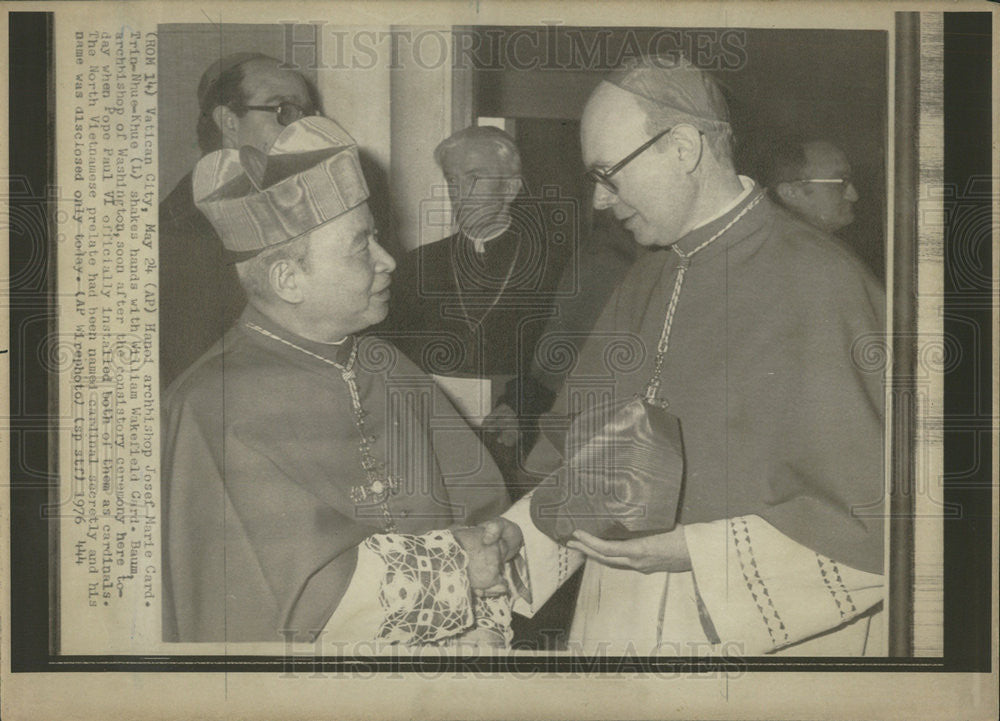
[790,177,854,194]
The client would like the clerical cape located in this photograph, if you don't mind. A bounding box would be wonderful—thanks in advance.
[162,306,509,643]
[507,183,888,655]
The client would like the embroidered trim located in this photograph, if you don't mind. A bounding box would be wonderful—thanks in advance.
[557,544,571,587]
[730,518,789,645]
[816,555,858,619]
[366,531,474,645]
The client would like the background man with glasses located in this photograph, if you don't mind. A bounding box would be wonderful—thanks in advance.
[767,138,860,235]
[486,56,888,656]
[159,53,318,388]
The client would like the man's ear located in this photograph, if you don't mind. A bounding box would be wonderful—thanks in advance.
[775,181,799,205]
[268,259,305,304]
[671,125,704,174]
[212,105,240,149]
[443,175,459,201]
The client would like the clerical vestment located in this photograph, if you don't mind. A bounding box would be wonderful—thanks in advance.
[162,306,509,643]
[378,225,564,416]
[507,182,887,655]
[159,172,247,388]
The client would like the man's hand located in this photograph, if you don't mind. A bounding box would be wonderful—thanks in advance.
[477,517,524,562]
[566,526,691,574]
[481,402,519,447]
[452,526,508,595]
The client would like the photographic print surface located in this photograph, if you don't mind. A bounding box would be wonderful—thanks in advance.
[2,2,995,720]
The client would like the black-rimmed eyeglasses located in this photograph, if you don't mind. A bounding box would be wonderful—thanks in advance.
[244,101,315,127]
[586,127,673,194]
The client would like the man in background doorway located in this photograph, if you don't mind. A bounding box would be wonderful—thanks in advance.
[765,138,884,280]
[767,138,860,234]
[381,126,562,494]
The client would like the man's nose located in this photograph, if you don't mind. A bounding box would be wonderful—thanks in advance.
[592,183,618,210]
[844,182,859,202]
[371,239,396,274]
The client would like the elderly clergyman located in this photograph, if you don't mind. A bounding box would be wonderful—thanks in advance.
[490,57,887,655]
[384,126,559,395]
[382,126,562,488]
[161,116,516,645]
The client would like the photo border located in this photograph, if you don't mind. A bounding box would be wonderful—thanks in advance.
[4,7,994,675]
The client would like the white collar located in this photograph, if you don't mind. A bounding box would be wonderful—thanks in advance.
[688,175,755,233]
[462,219,512,254]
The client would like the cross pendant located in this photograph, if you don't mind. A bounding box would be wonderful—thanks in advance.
[350,475,399,504]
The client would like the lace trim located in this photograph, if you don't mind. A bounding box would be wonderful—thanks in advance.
[367,531,474,644]
[471,595,514,646]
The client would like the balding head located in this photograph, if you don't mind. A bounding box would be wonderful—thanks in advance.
[581,57,743,247]
[435,125,521,176]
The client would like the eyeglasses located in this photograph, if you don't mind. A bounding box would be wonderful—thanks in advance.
[586,127,673,194]
[792,177,854,193]
[244,101,315,127]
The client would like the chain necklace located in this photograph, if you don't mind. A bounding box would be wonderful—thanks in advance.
[451,234,522,331]
[643,191,766,407]
[244,321,400,532]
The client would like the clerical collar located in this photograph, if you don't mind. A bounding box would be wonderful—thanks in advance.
[461,218,512,254]
[239,305,355,367]
[670,177,764,258]
[689,175,755,232]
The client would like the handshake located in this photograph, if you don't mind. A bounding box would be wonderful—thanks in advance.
[452,518,524,596]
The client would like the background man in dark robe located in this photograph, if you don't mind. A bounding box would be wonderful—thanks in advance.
[486,57,888,655]
[379,127,563,493]
[491,208,650,448]
[162,116,519,645]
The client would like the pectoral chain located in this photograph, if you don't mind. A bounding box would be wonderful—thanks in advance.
[451,237,522,331]
[643,191,765,407]
[245,322,401,532]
